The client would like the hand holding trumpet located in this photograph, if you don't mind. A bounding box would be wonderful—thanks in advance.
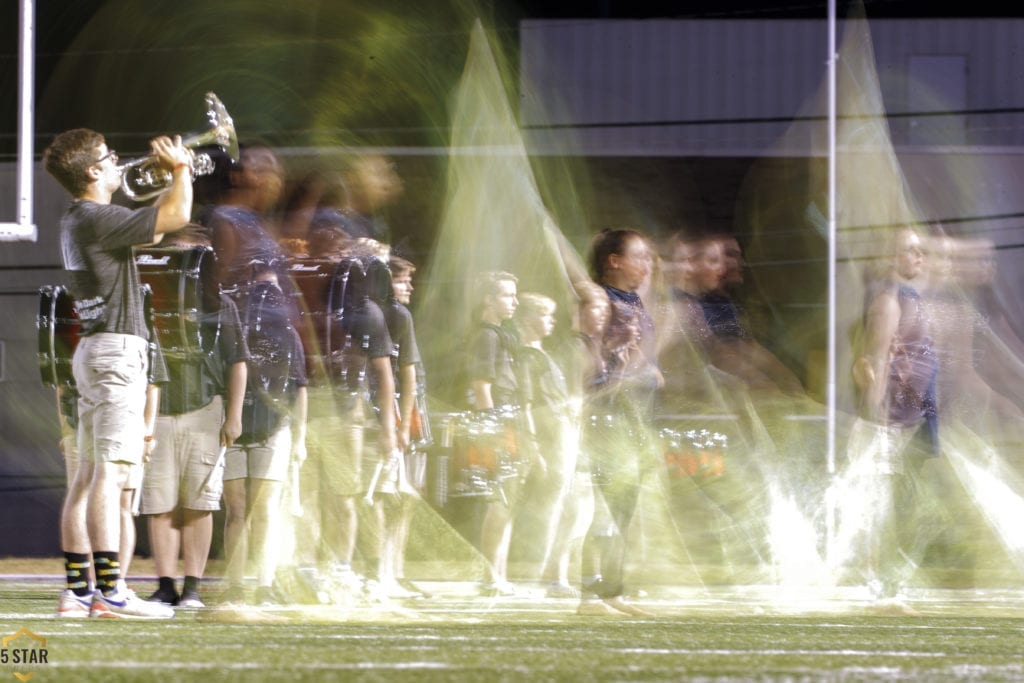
[149,135,192,175]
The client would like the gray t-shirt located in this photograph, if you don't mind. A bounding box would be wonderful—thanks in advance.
[60,199,158,339]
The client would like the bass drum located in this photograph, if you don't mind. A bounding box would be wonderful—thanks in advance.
[37,285,80,387]
[285,257,354,382]
[136,246,216,357]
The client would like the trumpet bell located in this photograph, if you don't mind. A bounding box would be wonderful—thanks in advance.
[120,91,239,201]
[189,92,239,163]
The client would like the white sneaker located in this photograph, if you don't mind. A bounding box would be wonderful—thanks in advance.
[177,592,206,609]
[57,589,93,618]
[90,587,175,619]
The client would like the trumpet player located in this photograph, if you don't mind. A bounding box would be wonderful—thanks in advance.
[44,129,194,619]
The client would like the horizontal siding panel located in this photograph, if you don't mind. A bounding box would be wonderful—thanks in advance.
[520,18,1024,155]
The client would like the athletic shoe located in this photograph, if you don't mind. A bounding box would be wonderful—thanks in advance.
[90,588,175,619]
[177,591,205,609]
[147,587,180,606]
[57,589,93,618]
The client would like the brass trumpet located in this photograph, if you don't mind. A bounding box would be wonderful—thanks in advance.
[119,92,239,201]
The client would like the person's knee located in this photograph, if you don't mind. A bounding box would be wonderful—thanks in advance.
[93,460,132,489]
[223,481,247,520]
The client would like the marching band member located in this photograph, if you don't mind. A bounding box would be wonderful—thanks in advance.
[44,127,191,619]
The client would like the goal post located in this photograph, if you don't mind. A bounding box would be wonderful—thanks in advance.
[0,0,37,242]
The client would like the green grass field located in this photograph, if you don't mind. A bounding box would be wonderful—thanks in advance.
[3,570,1023,682]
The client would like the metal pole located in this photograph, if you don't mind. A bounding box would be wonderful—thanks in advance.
[826,0,838,474]
[1,0,37,241]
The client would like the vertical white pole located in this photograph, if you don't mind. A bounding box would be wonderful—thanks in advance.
[1,0,37,241]
[826,0,838,475]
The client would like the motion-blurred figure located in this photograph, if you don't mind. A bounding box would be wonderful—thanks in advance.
[843,227,941,609]
[513,293,579,597]
[142,226,248,609]
[578,229,658,617]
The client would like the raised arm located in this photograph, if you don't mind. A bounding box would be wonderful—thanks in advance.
[150,135,194,236]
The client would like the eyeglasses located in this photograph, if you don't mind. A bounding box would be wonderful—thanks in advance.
[95,149,118,165]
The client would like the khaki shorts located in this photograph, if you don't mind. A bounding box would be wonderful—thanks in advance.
[224,419,292,482]
[306,407,365,497]
[73,333,149,465]
[142,396,225,514]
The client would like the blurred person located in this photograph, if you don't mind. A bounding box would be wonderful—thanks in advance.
[719,234,745,292]
[141,226,248,609]
[556,281,612,600]
[221,266,308,606]
[466,271,536,596]
[697,236,803,395]
[844,226,940,609]
[45,127,192,619]
[205,144,286,294]
[513,293,579,598]
[660,233,730,399]
[925,236,1024,430]
[591,230,658,363]
[336,154,403,244]
[659,233,767,573]
[280,168,349,243]
[578,229,659,617]
[579,302,658,617]
[376,256,431,598]
[295,254,397,604]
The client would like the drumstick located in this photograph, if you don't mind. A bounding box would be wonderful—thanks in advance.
[363,460,384,505]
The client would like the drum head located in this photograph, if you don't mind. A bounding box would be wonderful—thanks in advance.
[136,246,215,356]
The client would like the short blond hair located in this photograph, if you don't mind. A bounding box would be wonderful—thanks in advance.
[516,292,556,322]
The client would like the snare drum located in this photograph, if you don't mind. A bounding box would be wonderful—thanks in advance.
[445,408,522,498]
[660,427,728,479]
[37,285,80,387]
[136,246,216,356]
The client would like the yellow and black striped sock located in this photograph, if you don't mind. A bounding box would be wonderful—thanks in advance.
[64,552,92,597]
[93,551,121,595]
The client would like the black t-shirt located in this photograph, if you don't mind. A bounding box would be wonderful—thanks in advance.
[334,298,393,395]
[384,300,421,371]
[467,322,520,408]
[61,200,157,338]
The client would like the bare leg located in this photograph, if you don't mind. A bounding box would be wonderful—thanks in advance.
[87,462,129,554]
[119,488,136,577]
[148,512,182,580]
[248,478,283,587]
[480,502,513,584]
[328,496,359,566]
[62,460,94,555]
[181,509,213,579]
[223,478,248,587]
